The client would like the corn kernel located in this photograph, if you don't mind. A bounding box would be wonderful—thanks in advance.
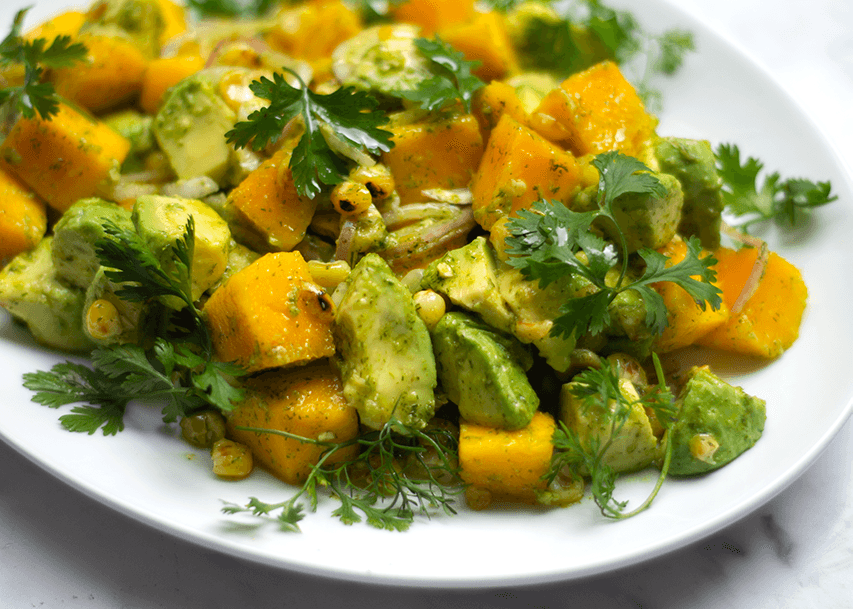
[331,180,372,216]
[307,259,351,289]
[85,299,121,341]
[349,164,395,200]
[413,289,446,331]
[211,439,254,480]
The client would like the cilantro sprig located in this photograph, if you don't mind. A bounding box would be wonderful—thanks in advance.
[23,220,245,435]
[222,418,462,531]
[0,8,87,120]
[547,354,676,518]
[716,143,837,232]
[226,68,394,199]
[505,151,722,339]
[395,36,484,113]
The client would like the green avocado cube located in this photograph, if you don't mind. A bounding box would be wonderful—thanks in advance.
[655,137,724,250]
[431,311,538,430]
[50,198,134,289]
[605,171,684,253]
[0,238,92,351]
[559,377,659,474]
[667,366,766,476]
[334,253,437,430]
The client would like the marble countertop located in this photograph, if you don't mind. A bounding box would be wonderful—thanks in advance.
[2,0,853,606]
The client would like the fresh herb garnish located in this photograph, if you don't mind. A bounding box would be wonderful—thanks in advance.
[505,151,722,339]
[716,143,837,232]
[222,418,462,531]
[226,68,394,199]
[0,8,87,120]
[23,220,245,435]
[547,353,676,518]
[395,36,484,113]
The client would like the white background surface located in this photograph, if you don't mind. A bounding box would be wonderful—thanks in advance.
[2,0,853,606]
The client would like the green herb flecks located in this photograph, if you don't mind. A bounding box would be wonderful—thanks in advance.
[222,419,462,532]
[547,353,676,519]
[0,8,87,120]
[716,143,837,232]
[395,36,485,113]
[23,220,245,435]
[226,68,394,199]
[505,151,722,339]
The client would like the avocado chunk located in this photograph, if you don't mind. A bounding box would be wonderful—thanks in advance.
[421,236,516,331]
[132,195,231,303]
[495,265,582,373]
[601,171,684,253]
[559,377,659,474]
[103,109,156,172]
[331,24,435,100]
[432,311,538,430]
[0,239,92,351]
[666,366,766,476]
[333,253,437,430]
[654,136,724,250]
[51,198,134,289]
[152,70,237,183]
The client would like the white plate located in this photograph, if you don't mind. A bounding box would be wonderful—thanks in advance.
[1,0,852,588]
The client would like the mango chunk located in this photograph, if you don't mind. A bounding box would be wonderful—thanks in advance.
[0,168,47,265]
[227,363,359,485]
[529,61,656,159]
[0,102,130,213]
[204,252,336,372]
[391,0,475,36]
[382,113,484,204]
[696,247,807,358]
[438,11,518,82]
[654,238,730,352]
[459,411,555,504]
[226,147,317,252]
[470,113,586,231]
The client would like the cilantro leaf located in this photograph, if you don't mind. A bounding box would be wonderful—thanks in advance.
[0,8,87,120]
[506,152,721,340]
[395,37,484,113]
[716,143,837,231]
[593,150,667,208]
[227,69,394,198]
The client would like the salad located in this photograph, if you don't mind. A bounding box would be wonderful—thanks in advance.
[0,0,836,532]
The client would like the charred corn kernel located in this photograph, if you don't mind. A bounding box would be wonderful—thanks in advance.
[331,181,373,216]
[211,439,253,480]
[689,433,720,463]
[307,259,351,289]
[412,289,446,331]
[180,410,227,448]
[465,485,492,511]
[85,299,121,341]
[349,164,395,200]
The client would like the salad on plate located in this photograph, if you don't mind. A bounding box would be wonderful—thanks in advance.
[0,0,836,534]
